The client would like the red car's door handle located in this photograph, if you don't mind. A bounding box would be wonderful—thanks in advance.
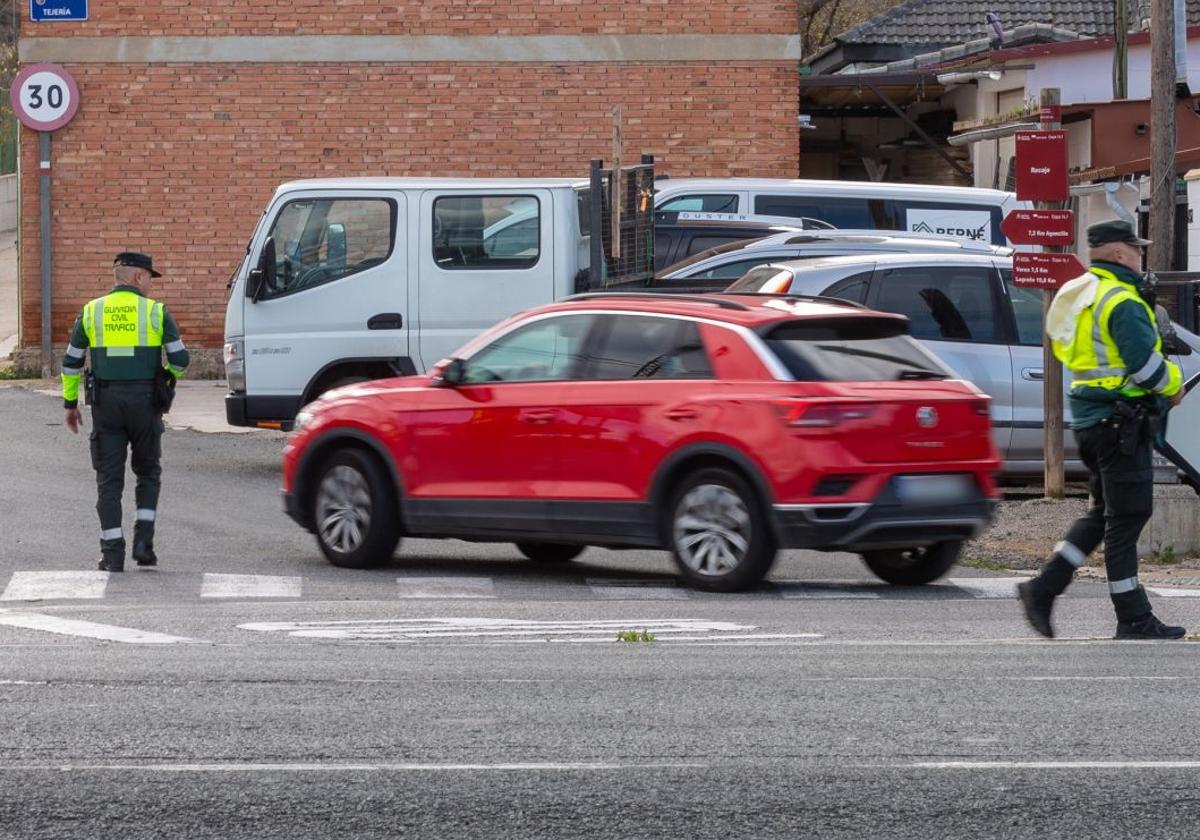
[665,408,699,422]
[522,410,557,425]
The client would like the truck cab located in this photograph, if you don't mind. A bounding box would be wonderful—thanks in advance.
[224,177,618,429]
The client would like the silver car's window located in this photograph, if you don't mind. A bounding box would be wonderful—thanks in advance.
[1002,270,1043,346]
[873,266,1000,344]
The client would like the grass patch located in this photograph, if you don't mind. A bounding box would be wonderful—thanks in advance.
[958,556,1012,573]
[1150,545,1184,565]
[0,367,33,380]
[616,629,657,643]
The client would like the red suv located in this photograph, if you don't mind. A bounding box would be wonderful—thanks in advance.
[282,293,999,592]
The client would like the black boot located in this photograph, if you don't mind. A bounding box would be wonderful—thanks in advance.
[133,539,158,568]
[1115,614,1186,640]
[98,551,124,573]
[1017,580,1056,638]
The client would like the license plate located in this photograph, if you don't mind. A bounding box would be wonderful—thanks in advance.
[895,474,975,506]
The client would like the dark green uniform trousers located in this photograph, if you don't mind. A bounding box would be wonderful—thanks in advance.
[90,381,163,560]
[1036,416,1154,622]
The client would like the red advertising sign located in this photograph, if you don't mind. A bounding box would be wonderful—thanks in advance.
[1015,130,1069,201]
[1012,252,1085,289]
[1000,209,1075,246]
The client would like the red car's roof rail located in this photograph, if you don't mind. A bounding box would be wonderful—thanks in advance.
[715,292,870,311]
[565,291,751,311]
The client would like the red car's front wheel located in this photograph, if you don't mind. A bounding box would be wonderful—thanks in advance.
[312,449,401,568]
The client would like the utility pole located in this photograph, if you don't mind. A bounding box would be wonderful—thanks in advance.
[1114,0,1129,99]
[1148,0,1177,271]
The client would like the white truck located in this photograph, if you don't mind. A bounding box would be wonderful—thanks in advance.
[223,164,654,429]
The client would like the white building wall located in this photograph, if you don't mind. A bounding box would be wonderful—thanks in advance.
[1025,37,1200,104]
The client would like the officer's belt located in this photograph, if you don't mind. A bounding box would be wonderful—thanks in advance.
[97,378,155,388]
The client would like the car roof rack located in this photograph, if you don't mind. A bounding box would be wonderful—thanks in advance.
[565,291,751,311]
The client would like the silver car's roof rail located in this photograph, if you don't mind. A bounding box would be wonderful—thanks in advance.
[714,291,871,311]
[565,291,751,311]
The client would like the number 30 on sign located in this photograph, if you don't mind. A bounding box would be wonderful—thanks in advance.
[9,62,80,132]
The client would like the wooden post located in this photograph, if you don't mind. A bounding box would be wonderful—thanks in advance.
[1114,0,1129,100]
[610,106,623,261]
[1148,0,1176,272]
[1041,88,1066,499]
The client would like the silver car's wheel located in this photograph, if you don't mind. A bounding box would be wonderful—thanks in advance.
[316,464,373,555]
[673,483,752,576]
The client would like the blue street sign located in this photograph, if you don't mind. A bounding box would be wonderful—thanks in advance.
[30,0,88,21]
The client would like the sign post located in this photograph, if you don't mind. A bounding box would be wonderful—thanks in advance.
[9,62,80,377]
[1005,89,1069,497]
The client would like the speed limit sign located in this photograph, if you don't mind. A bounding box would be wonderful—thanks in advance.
[10,62,79,131]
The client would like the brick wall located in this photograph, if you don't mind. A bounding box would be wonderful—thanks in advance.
[26,1,798,36]
[19,60,800,349]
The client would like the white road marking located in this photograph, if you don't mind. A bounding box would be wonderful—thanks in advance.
[908,761,1200,770]
[586,579,688,600]
[396,576,496,599]
[946,576,1032,599]
[1,571,109,602]
[1147,587,1200,598]
[0,611,194,644]
[778,582,881,600]
[0,761,706,773]
[201,573,302,599]
[238,617,758,643]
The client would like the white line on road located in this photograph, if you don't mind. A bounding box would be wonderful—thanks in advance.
[396,576,497,599]
[946,576,1032,599]
[907,761,1200,770]
[1,571,109,602]
[0,611,195,644]
[778,582,882,600]
[200,573,303,599]
[0,761,707,773]
[1147,587,1200,598]
[586,579,689,600]
[238,617,757,642]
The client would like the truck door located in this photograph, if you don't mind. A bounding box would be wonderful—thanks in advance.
[243,191,408,408]
[416,190,556,370]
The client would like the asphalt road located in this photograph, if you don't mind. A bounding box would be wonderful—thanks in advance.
[4,385,1200,839]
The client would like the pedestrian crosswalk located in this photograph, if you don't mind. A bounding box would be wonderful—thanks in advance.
[0,570,1183,604]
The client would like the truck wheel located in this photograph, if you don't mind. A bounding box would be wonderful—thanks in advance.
[516,543,585,563]
[312,449,401,568]
[667,467,776,592]
[861,541,962,586]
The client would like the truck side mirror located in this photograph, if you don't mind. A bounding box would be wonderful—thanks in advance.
[326,223,347,268]
[248,237,277,303]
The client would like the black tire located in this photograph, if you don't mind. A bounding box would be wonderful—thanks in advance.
[666,467,776,592]
[311,448,401,568]
[861,540,962,586]
[516,543,586,563]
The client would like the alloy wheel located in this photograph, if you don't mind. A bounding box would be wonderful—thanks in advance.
[315,464,373,555]
[673,483,751,576]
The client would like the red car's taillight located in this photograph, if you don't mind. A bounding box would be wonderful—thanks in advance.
[773,400,879,428]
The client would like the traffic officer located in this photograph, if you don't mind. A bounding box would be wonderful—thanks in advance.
[61,252,190,572]
[1017,220,1185,640]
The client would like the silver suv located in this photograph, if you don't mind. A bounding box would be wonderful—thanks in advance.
[726,253,1200,477]
[659,230,1010,288]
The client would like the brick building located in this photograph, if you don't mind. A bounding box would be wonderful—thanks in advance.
[15,2,801,367]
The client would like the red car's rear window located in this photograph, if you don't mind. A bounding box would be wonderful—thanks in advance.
[764,318,955,382]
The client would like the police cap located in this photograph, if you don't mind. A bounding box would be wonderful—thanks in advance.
[114,251,162,277]
[1087,219,1152,249]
